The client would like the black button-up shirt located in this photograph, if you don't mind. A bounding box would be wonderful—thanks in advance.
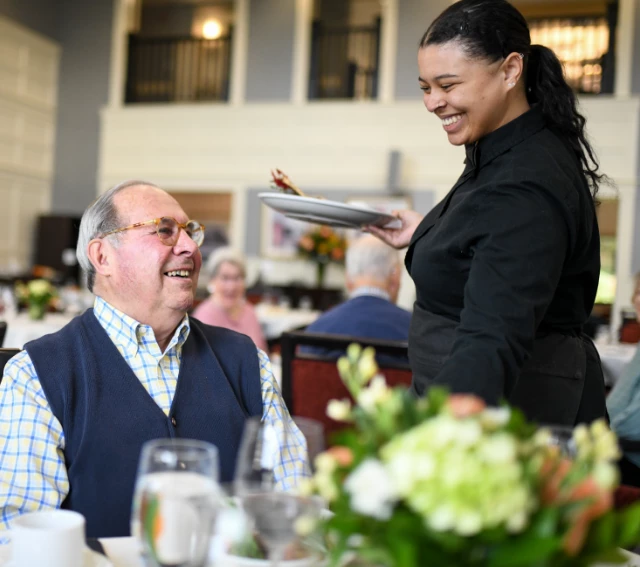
[406,105,601,405]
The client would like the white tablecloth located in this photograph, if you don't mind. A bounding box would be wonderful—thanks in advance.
[255,304,320,340]
[0,536,639,567]
[595,342,638,386]
[1,312,76,349]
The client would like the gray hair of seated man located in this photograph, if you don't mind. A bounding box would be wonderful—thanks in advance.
[346,234,401,281]
[205,246,247,280]
[76,179,161,293]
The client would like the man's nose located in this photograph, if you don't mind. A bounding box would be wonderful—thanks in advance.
[174,227,199,254]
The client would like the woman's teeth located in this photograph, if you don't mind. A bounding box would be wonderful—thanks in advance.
[442,115,461,126]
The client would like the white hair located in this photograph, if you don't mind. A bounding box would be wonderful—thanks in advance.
[346,235,400,280]
[206,247,246,279]
[76,179,160,292]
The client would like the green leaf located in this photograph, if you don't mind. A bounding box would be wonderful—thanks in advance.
[617,503,640,548]
[583,512,616,553]
[487,536,561,567]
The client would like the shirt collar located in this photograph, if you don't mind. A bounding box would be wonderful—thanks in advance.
[93,296,190,357]
[349,286,391,301]
[464,105,546,174]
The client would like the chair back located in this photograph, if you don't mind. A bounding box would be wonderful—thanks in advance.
[0,321,6,347]
[0,348,21,384]
[280,330,411,441]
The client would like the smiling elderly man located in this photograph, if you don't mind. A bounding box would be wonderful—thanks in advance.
[0,180,307,539]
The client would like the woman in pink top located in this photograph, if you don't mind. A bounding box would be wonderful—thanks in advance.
[192,247,268,352]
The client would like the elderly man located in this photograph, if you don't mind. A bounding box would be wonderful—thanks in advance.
[0,180,307,539]
[303,234,411,361]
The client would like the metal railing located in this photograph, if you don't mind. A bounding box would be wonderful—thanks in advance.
[125,33,232,103]
[308,18,381,100]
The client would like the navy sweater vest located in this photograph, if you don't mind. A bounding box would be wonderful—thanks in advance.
[26,310,263,538]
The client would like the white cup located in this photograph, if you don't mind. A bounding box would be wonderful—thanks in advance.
[11,509,85,567]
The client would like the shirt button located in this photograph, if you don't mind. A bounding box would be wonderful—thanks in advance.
[171,417,177,427]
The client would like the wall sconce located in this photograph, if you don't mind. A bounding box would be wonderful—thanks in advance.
[202,19,223,40]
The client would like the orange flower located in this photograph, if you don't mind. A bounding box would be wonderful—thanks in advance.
[300,236,314,251]
[563,478,613,556]
[331,248,345,261]
[540,457,572,504]
[447,395,486,418]
[327,446,354,467]
[319,226,332,238]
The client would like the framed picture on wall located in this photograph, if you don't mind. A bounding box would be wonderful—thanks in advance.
[260,205,310,259]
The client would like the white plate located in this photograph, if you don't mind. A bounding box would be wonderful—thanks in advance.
[258,193,401,229]
[3,547,112,567]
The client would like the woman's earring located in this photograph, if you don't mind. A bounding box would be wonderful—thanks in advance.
[508,82,515,87]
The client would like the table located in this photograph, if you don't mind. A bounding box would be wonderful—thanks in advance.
[254,304,320,341]
[595,342,638,387]
[1,536,639,566]
[1,312,75,349]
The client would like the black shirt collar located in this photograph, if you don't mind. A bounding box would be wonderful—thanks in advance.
[464,105,545,173]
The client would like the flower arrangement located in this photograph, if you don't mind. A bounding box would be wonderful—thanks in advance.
[301,345,640,567]
[15,279,57,320]
[298,226,347,287]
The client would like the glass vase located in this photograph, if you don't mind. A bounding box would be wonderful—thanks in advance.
[28,303,46,320]
[316,262,326,288]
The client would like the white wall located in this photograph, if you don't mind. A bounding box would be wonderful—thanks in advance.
[0,15,59,273]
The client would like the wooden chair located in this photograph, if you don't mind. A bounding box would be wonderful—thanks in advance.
[280,330,411,441]
[0,348,21,384]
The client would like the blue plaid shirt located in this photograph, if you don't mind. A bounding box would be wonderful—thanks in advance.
[0,297,308,540]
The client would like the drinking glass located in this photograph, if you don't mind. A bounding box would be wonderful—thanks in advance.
[234,417,319,566]
[542,424,577,459]
[131,438,221,567]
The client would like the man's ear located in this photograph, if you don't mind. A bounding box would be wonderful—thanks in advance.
[87,238,114,278]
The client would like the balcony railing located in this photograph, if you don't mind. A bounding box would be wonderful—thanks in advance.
[125,33,232,103]
[308,18,381,100]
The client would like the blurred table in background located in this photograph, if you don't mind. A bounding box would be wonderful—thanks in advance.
[596,341,637,387]
[2,312,75,348]
[255,303,320,342]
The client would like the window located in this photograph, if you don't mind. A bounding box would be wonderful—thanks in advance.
[528,17,610,94]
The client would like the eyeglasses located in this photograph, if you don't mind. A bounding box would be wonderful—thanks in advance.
[100,217,205,247]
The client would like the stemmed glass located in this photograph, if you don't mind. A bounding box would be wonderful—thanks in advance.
[131,438,222,567]
[541,424,578,459]
[234,416,320,566]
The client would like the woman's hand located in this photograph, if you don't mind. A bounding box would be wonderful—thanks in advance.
[366,209,424,249]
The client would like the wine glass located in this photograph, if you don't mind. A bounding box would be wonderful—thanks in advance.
[541,424,578,459]
[131,438,222,567]
[234,417,320,566]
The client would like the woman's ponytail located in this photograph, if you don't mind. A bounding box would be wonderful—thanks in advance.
[526,44,608,197]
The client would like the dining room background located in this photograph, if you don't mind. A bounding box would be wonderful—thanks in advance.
[0,0,639,324]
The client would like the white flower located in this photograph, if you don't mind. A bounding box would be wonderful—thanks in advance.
[315,453,337,474]
[344,459,398,520]
[478,434,517,464]
[480,407,511,429]
[294,515,317,537]
[429,505,455,532]
[326,399,352,421]
[455,510,482,536]
[357,376,391,413]
[592,461,619,490]
[506,511,528,533]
